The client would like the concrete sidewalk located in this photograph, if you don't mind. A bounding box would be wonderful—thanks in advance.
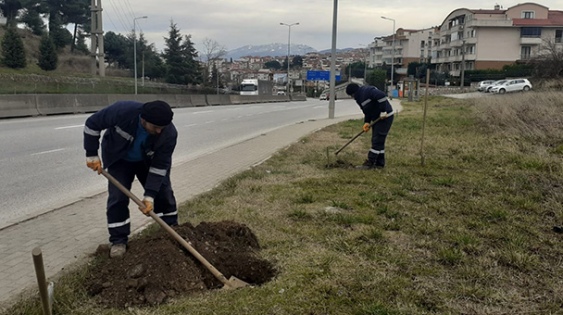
[0,99,402,310]
[0,114,358,310]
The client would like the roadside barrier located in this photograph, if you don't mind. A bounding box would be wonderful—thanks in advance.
[0,93,305,119]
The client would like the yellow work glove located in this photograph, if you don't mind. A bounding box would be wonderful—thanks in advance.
[139,196,154,216]
[362,123,371,133]
[86,156,102,174]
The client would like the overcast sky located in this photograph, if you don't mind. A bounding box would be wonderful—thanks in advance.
[102,0,562,54]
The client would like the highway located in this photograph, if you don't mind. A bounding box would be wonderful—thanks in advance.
[0,98,359,229]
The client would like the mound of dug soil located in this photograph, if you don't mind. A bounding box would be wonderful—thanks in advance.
[85,221,277,308]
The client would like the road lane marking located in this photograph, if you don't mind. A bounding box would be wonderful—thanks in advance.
[193,110,214,114]
[55,124,84,130]
[31,148,65,156]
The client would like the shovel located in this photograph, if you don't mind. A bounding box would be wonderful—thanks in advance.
[99,169,249,290]
[334,117,381,156]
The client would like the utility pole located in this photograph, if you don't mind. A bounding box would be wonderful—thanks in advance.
[460,23,466,90]
[460,39,466,89]
[328,0,338,119]
[90,0,105,76]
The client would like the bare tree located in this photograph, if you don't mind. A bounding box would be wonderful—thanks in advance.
[202,38,227,84]
[531,38,563,79]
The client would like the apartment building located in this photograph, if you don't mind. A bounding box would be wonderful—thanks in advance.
[369,2,563,79]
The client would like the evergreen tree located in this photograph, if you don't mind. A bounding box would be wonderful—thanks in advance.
[0,0,22,26]
[1,25,27,69]
[38,34,58,71]
[74,30,89,54]
[162,21,202,85]
[20,7,46,35]
[48,14,72,49]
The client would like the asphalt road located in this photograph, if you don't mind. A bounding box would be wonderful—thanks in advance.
[0,98,360,229]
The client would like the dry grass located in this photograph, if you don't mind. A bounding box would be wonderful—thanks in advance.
[3,92,563,315]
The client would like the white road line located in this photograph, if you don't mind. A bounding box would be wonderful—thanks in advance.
[55,124,84,130]
[31,148,65,156]
[184,123,198,127]
[193,110,214,114]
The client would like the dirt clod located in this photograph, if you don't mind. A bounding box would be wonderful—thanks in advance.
[85,220,277,308]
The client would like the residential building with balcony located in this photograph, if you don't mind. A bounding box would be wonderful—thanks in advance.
[368,2,563,80]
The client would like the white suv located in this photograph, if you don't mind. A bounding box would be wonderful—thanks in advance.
[490,79,532,94]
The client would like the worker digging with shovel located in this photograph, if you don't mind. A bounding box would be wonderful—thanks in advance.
[83,100,178,258]
[345,83,395,169]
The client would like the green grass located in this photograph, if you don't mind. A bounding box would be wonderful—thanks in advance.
[3,92,563,314]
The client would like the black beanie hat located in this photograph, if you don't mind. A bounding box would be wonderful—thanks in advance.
[346,83,360,95]
[141,100,173,126]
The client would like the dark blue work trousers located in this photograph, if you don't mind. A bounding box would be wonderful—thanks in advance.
[368,115,394,167]
[106,159,178,245]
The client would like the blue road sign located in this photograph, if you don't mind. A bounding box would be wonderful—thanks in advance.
[306,70,341,81]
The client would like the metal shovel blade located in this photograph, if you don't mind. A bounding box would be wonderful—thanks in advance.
[222,276,250,290]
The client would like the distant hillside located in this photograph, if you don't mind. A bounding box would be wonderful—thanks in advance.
[318,48,356,54]
[225,43,317,60]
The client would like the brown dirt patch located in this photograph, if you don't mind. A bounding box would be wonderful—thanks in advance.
[84,220,277,309]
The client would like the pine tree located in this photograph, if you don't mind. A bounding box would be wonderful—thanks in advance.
[38,34,58,71]
[1,26,27,69]
[162,21,202,85]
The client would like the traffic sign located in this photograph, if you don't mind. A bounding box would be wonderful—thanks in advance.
[306,70,341,81]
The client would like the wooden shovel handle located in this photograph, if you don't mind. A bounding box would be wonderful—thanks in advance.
[334,117,381,155]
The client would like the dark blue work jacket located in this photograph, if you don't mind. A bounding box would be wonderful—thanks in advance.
[353,86,395,123]
[83,101,178,198]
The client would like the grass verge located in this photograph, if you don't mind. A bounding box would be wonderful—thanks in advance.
[3,92,563,315]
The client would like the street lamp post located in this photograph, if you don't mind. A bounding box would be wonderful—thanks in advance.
[359,44,368,82]
[381,16,395,95]
[280,22,299,94]
[133,16,148,95]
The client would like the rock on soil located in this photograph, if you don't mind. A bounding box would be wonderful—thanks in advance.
[85,220,277,309]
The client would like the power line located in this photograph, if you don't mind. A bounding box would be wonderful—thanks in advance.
[106,0,132,33]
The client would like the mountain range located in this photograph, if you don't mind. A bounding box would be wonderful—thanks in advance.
[224,43,355,60]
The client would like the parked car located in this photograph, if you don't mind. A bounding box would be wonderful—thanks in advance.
[319,92,336,100]
[490,79,532,94]
[484,80,507,93]
[477,80,495,92]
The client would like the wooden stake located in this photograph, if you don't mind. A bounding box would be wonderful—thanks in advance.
[32,247,52,315]
[420,69,430,166]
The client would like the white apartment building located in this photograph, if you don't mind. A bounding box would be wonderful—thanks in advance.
[369,2,563,79]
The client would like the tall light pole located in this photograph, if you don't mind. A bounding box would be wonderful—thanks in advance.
[133,16,148,95]
[359,44,368,82]
[381,16,395,95]
[280,22,299,94]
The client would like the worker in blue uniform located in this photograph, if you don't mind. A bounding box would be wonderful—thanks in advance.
[345,83,395,169]
[83,100,178,258]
